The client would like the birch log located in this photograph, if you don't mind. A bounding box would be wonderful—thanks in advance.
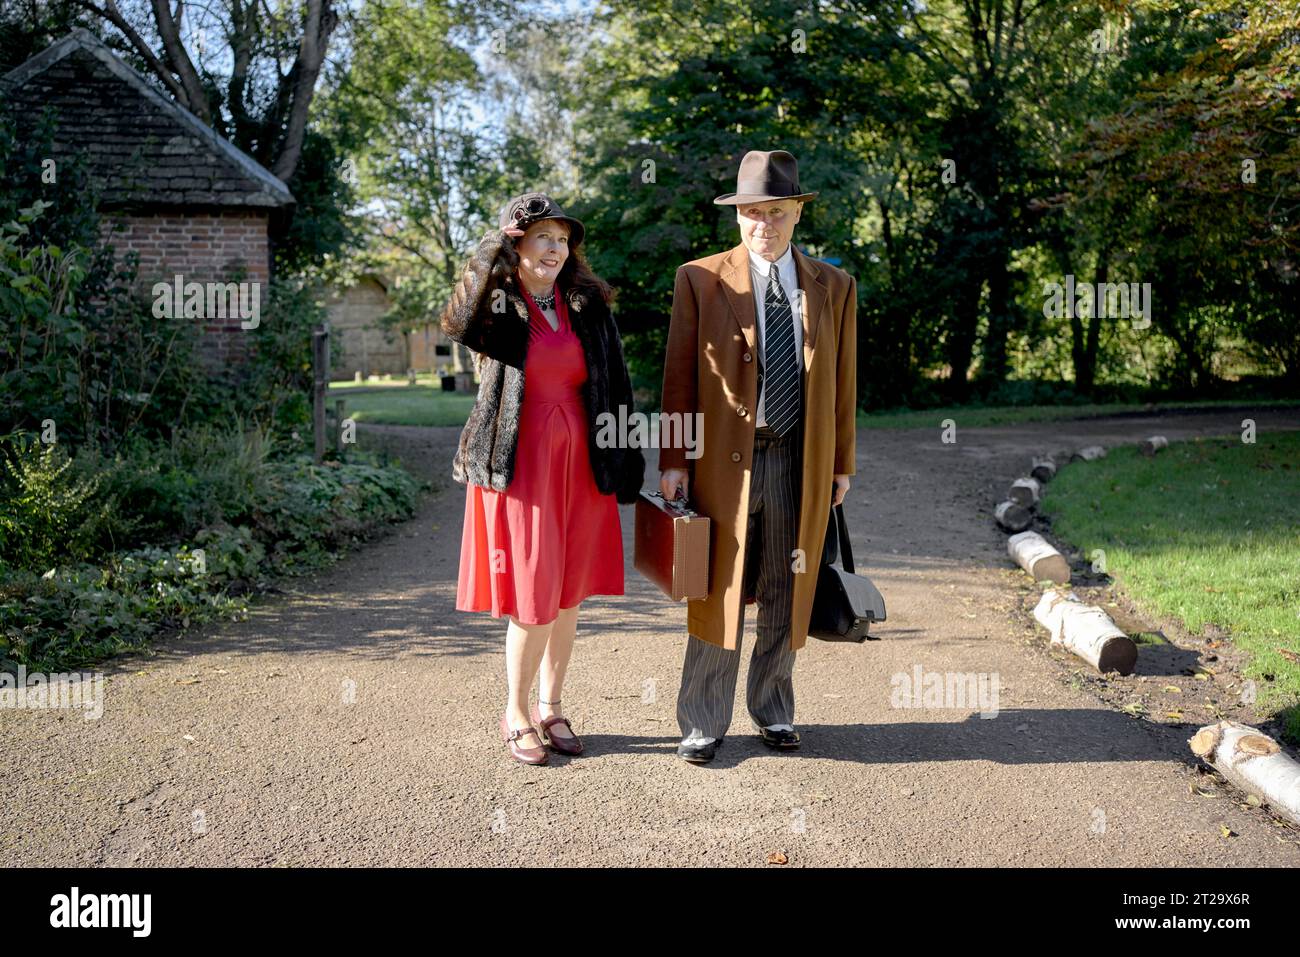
[1030,456,1057,484]
[1139,435,1168,457]
[1008,477,1041,508]
[1007,531,1071,584]
[995,500,1032,532]
[1070,445,1107,463]
[1189,721,1300,826]
[1033,589,1137,675]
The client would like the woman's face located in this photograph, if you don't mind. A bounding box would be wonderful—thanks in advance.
[516,218,570,287]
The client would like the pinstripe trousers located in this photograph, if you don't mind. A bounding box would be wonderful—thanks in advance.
[676,419,803,740]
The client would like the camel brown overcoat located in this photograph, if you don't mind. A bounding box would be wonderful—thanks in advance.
[658,242,857,652]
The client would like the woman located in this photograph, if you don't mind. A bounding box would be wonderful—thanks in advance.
[441,191,644,766]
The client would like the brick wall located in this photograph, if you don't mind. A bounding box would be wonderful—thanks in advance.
[99,209,272,367]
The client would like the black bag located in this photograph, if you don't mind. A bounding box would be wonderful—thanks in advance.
[808,501,886,642]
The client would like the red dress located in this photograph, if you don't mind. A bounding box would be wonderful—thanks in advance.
[455,284,625,624]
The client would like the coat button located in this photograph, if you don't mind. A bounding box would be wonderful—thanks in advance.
[743,352,752,362]
[730,451,741,462]
[737,406,747,416]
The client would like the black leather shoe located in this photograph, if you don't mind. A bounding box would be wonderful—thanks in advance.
[676,737,723,764]
[758,727,800,750]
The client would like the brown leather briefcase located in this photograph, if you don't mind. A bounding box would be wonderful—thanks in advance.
[633,490,710,601]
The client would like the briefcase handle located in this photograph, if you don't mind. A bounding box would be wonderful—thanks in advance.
[643,489,699,518]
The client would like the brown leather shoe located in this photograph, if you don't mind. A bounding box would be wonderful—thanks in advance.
[500,713,548,765]
[531,703,584,756]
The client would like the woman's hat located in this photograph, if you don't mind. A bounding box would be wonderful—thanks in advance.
[713,149,818,205]
[498,192,586,248]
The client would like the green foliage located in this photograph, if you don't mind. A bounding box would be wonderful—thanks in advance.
[235,278,333,432]
[0,532,253,673]
[0,425,422,673]
[250,454,420,569]
[466,0,1297,410]
[0,434,110,569]
[0,115,214,447]
[276,128,361,274]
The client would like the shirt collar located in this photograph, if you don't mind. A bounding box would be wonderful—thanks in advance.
[747,242,794,276]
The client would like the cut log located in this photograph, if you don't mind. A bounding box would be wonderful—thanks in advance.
[1008,476,1041,508]
[1189,721,1300,826]
[1139,435,1168,457]
[1007,531,1071,584]
[1030,456,1057,484]
[1033,589,1137,675]
[1070,445,1107,463]
[995,499,1032,533]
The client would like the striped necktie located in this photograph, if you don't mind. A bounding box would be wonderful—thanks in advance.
[761,261,800,436]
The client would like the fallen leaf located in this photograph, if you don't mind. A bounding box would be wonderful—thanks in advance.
[767,851,788,865]
[1163,685,1182,694]
[1219,825,1236,838]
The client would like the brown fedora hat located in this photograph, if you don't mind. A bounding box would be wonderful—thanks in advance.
[714,149,818,205]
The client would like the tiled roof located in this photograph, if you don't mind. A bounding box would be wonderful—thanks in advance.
[0,29,294,210]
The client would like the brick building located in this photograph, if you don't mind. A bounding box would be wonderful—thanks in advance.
[0,29,294,364]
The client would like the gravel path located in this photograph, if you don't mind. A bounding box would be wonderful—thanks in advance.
[3,409,1298,866]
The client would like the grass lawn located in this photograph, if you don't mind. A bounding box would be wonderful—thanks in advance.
[1040,431,1300,739]
[327,379,477,427]
[857,398,1300,430]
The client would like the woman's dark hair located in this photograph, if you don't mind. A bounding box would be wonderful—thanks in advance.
[558,243,614,311]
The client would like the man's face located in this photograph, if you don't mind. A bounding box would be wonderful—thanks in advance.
[737,199,803,260]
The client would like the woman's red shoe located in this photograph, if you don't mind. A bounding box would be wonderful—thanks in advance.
[531,703,584,756]
[500,713,548,765]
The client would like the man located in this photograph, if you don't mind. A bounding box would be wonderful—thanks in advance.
[659,149,857,765]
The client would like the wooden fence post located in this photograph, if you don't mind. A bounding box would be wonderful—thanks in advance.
[312,323,330,464]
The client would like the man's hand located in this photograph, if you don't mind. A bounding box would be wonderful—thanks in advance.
[660,468,690,504]
[832,474,850,507]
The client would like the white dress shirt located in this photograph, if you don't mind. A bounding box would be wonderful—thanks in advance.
[747,244,802,427]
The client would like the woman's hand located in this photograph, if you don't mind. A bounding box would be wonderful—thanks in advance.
[494,225,524,273]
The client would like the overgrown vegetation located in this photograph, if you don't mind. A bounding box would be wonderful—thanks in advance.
[0,110,421,675]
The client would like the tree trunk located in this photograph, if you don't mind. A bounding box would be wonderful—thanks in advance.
[1189,721,1300,826]
[1034,589,1137,675]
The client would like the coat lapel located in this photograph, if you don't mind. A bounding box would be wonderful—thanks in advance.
[792,243,828,356]
[718,242,828,365]
[718,244,756,352]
